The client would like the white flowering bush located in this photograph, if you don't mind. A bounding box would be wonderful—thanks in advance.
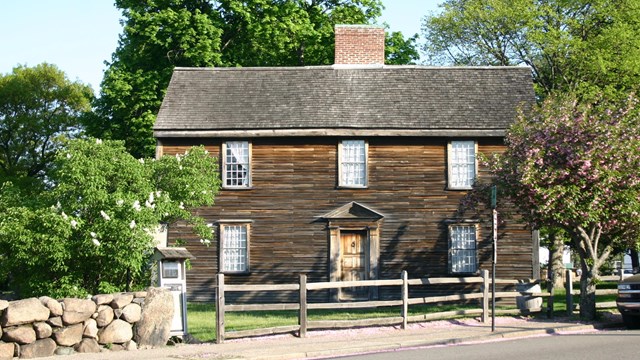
[0,138,219,298]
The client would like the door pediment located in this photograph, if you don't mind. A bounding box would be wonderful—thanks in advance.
[320,202,384,221]
[323,202,382,301]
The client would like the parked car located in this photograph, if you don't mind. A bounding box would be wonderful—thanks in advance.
[614,268,635,279]
[622,269,635,279]
[617,274,640,328]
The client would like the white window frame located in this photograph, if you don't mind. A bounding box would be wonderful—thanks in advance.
[448,224,478,274]
[161,261,180,279]
[338,140,368,188]
[222,141,252,189]
[448,140,477,190]
[219,222,250,274]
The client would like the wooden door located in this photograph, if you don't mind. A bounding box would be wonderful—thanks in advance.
[340,231,368,300]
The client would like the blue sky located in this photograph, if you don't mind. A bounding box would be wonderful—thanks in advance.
[0,0,441,94]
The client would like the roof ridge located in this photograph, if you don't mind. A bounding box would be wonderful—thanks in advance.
[172,65,531,72]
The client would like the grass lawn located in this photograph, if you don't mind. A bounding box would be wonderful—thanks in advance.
[536,282,617,322]
[187,302,483,343]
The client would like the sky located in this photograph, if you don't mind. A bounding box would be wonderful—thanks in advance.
[0,0,441,94]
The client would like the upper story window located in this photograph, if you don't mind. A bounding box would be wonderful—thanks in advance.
[222,141,251,188]
[338,140,368,188]
[220,223,250,273]
[449,224,477,274]
[448,140,476,190]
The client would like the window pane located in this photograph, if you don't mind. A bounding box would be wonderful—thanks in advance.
[341,140,366,186]
[450,225,477,273]
[162,261,179,279]
[225,141,250,187]
[451,249,476,273]
[222,224,248,272]
[450,141,475,188]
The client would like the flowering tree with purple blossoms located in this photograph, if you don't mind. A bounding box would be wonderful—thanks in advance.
[487,94,640,320]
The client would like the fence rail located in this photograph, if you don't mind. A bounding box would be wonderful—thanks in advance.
[215,269,548,343]
[214,269,620,343]
[563,270,618,311]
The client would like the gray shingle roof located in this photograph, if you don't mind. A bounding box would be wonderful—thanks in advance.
[154,65,534,137]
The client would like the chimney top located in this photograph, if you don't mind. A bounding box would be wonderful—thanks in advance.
[334,25,385,65]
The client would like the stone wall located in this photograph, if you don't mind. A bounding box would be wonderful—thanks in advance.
[0,287,173,359]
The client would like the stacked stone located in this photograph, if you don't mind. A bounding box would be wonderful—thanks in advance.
[0,287,173,359]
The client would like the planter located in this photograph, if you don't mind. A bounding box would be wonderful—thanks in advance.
[516,284,543,311]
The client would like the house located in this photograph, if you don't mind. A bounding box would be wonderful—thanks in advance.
[154,25,537,302]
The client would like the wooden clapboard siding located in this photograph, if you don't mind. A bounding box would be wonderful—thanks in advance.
[159,137,534,303]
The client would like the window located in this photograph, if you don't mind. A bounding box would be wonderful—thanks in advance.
[448,140,476,189]
[449,224,477,274]
[223,141,251,188]
[162,261,179,279]
[339,140,368,187]
[220,223,250,273]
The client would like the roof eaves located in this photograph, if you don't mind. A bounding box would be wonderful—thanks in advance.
[154,128,507,138]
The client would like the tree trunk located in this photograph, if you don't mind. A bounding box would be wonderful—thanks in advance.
[579,259,598,320]
[572,225,612,321]
[631,248,640,273]
[549,232,565,290]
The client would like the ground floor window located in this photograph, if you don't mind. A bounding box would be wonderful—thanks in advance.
[449,224,477,274]
[220,223,250,273]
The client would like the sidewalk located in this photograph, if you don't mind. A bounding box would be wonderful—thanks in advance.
[54,314,623,360]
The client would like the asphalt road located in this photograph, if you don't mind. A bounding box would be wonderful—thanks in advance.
[332,329,640,360]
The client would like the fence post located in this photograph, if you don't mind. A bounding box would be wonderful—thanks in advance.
[481,269,489,323]
[619,262,624,281]
[299,274,307,338]
[547,285,554,319]
[216,273,225,344]
[401,270,408,330]
[565,269,573,316]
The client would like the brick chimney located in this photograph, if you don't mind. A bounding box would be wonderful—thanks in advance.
[334,25,385,65]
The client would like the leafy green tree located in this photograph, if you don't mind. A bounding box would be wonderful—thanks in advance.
[87,0,223,159]
[385,30,419,65]
[422,0,640,99]
[0,138,219,298]
[486,94,640,320]
[89,0,419,158]
[0,63,93,189]
[216,0,384,66]
[216,1,418,66]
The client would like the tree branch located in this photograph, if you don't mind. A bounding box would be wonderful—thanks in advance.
[577,225,597,261]
[592,224,601,255]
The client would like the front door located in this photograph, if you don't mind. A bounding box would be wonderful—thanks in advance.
[340,231,368,300]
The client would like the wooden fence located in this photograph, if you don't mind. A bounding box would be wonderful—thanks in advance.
[215,269,550,344]
[214,269,621,343]
[563,270,618,312]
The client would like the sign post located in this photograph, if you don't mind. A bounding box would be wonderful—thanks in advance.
[491,185,497,332]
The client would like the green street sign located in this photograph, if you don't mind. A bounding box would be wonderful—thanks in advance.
[490,185,497,209]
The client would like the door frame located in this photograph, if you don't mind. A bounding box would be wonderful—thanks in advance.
[328,223,380,301]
